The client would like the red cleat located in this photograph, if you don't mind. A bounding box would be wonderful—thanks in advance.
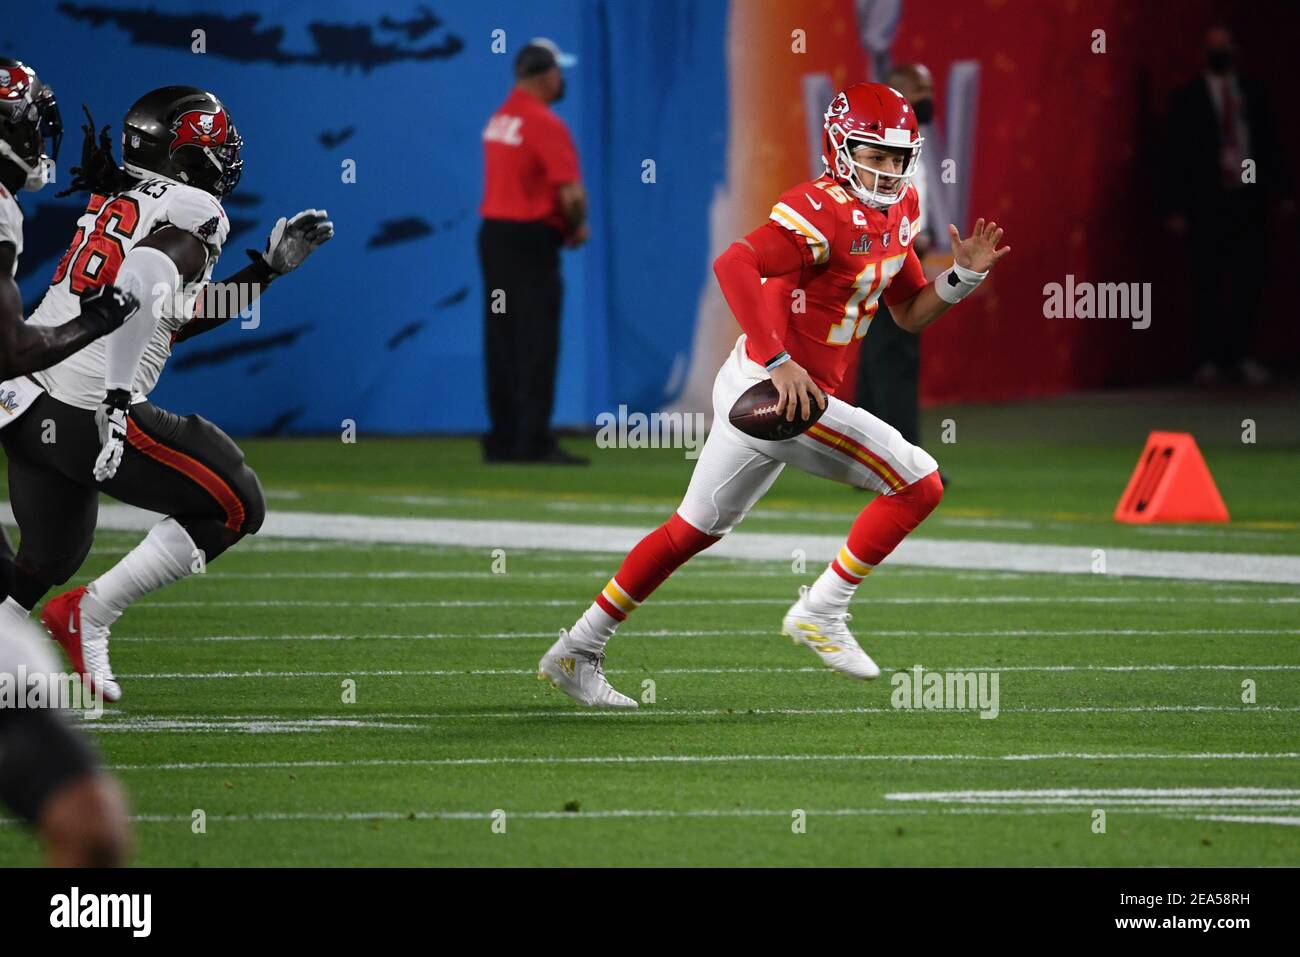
[41,586,122,703]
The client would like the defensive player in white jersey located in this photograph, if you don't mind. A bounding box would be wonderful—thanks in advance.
[2,59,141,584]
[0,57,133,867]
[0,57,139,381]
[0,86,333,701]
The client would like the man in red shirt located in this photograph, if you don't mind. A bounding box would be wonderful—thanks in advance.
[539,83,1010,707]
[479,38,588,465]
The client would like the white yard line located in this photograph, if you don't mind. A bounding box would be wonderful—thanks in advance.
[366,494,1300,541]
[178,570,613,580]
[111,664,1300,681]
[133,568,1266,581]
[103,751,1300,772]
[17,502,1297,584]
[885,788,1300,814]
[1190,814,1300,826]
[3,803,1293,828]
[88,718,421,733]
[1000,751,1300,761]
[108,627,1300,643]
[0,806,1196,828]
[114,596,1300,608]
[107,661,1300,675]
[893,798,1300,807]
[887,787,1300,800]
[884,789,1300,808]
[76,705,1299,727]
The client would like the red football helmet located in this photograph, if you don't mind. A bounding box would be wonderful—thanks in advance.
[821,82,923,208]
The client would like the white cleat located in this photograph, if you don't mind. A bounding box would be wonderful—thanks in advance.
[80,630,122,703]
[537,630,638,709]
[781,586,881,680]
[41,586,123,702]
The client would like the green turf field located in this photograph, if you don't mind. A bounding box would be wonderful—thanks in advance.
[1,395,1297,866]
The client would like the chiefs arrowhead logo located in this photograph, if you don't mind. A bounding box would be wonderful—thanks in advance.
[169,108,229,154]
[0,66,30,101]
[826,91,850,119]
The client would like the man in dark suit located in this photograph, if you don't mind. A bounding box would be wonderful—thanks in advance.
[1165,25,1292,386]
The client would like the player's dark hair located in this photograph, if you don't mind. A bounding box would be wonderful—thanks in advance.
[56,106,137,198]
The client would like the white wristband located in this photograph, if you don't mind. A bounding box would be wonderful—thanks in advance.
[934,261,989,304]
[765,351,792,372]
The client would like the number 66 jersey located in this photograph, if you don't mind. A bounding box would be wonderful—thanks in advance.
[28,175,229,409]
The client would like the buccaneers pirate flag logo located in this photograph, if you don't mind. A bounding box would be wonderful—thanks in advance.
[170,109,229,153]
[0,66,31,101]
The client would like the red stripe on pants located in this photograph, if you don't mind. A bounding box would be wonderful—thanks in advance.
[125,420,245,532]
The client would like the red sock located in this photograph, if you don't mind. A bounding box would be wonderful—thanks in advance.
[811,473,944,611]
[595,512,719,620]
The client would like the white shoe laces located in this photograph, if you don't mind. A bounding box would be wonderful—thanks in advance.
[81,629,117,684]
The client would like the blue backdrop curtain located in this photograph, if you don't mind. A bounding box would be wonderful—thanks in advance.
[11,0,728,434]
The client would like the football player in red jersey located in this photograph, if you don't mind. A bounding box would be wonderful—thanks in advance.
[539,83,1009,707]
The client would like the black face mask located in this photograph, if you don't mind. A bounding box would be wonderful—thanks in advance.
[912,98,934,125]
[1206,48,1234,74]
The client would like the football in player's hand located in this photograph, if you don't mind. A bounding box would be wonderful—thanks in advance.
[728,379,826,441]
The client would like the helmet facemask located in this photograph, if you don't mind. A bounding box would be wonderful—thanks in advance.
[203,124,242,198]
[26,89,62,191]
[0,78,62,192]
[827,124,922,208]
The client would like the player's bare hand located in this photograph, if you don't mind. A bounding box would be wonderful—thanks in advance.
[769,360,827,423]
[949,218,1010,273]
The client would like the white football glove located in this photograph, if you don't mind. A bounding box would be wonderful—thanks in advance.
[93,389,132,483]
[257,209,334,275]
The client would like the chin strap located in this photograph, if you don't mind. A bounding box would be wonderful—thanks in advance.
[848,185,900,211]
